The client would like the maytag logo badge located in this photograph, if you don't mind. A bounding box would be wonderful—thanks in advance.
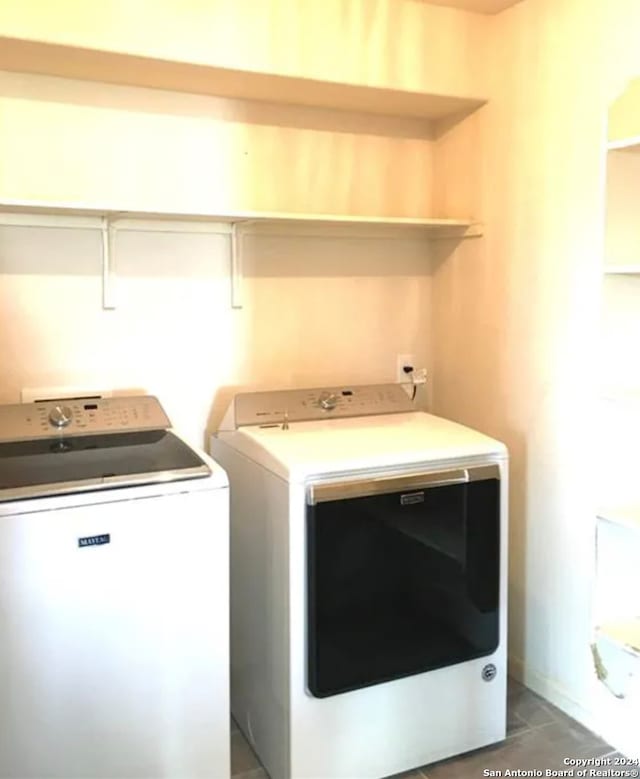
[78,534,110,548]
[400,491,425,506]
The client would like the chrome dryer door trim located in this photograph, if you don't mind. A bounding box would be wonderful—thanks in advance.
[306,464,500,505]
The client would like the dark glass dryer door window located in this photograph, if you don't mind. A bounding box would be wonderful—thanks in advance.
[306,467,500,698]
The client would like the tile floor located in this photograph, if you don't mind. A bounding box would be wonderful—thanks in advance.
[231,678,626,779]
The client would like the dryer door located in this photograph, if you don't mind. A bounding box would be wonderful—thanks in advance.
[306,465,500,698]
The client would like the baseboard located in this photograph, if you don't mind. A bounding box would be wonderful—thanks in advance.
[508,653,640,760]
[509,654,599,730]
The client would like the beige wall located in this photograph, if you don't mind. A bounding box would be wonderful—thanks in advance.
[430,0,640,757]
[0,71,437,217]
[0,221,433,446]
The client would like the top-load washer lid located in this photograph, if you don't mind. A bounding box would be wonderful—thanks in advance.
[215,384,507,482]
[0,396,211,502]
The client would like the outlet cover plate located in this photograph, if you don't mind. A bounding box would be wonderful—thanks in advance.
[396,353,415,383]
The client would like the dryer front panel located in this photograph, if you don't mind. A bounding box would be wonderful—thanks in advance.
[306,465,500,698]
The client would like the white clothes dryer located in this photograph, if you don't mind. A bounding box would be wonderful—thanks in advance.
[211,383,508,779]
[0,395,229,779]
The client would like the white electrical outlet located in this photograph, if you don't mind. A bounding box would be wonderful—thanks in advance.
[396,354,415,383]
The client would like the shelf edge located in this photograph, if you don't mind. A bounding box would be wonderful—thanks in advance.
[597,506,640,532]
[604,264,640,275]
[0,36,488,123]
[597,618,640,655]
[0,200,483,235]
[607,135,640,152]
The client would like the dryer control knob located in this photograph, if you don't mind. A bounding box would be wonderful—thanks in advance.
[318,393,338,411]
[49,405,73,428]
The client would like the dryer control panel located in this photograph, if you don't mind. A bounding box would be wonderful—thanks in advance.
[0,396,171,443]
[234,384,414,427]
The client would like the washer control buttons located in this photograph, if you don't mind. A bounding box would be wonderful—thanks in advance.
[48,405,73,428]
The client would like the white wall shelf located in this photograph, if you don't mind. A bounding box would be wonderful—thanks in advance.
[0,36,486,123]
[600,387,640,402]
[595,92,640,715]
[0,201,483,310]
[597,506,640,534]
[593,618,640,703]
[0,201,481,235]
[597,618,640,656]
[604,264,640,274]
[608,136,640,153]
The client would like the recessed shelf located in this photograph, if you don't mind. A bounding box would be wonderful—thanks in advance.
[0,36,487,123]
[608,136,640,153]
[600,387,640,402]
[593,618,640,703]
[604,264,640,274]
[597,506,640,533]
[597,618,640,656]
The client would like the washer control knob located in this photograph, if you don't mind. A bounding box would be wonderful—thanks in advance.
[49,405,73,428]
[318,393,338,411]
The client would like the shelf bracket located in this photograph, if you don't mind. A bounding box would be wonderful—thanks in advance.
[101,217,117,310]
[230,221,253,310]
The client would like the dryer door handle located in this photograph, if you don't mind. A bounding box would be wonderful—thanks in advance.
[306,464,499,505]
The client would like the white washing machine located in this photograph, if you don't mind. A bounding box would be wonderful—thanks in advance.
[211,383,508,779]
[0,395,229,779]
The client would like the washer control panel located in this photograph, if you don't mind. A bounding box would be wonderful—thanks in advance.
[234,384,414,427]
[0,396,171,443]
